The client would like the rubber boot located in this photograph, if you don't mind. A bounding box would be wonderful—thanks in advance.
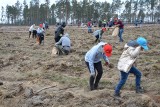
[89,76,95,91]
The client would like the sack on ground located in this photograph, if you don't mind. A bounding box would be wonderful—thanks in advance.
[112,27,119,37]
[51,47,57,56]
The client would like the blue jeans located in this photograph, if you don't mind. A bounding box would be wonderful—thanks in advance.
[115,66,142,94]
[88,26,92,33]
[118,29,124,42]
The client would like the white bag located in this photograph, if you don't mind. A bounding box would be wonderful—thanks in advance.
[51,47,57,56]
[112,27,119,37]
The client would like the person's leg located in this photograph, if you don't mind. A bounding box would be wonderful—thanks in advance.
[95,35,99,43]
[57,45,63,55]
[29,31,31,38]
[94,61,103,89]
[115,71,129,96]
[85,61,95,90]
[129,66,143,93]
[118,29,124,42]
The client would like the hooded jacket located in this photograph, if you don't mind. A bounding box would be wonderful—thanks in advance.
[85,42,109,74]
[117,40,141,73]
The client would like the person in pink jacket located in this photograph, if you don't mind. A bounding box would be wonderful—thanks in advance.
[114,37,149,97]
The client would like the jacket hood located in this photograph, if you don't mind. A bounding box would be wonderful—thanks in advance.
[64,33,70,38]
[124,40,139,49]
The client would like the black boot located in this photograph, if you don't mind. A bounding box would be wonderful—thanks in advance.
[136,86,144,93]
[89,76,95,91]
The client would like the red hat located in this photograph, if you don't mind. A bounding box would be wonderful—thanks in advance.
[103,44,112,57]
[102,27,106,31]
[39,24,43,28]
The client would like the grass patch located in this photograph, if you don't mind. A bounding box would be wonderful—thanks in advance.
[46,73,88,87]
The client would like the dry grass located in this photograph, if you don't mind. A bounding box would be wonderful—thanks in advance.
[0,25,159,107]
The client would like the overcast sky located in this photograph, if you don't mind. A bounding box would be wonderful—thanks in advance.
[0,0,113,8]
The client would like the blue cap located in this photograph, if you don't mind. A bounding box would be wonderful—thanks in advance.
[136,37,149,51]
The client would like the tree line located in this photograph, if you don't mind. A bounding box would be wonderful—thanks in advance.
[1,0,160,25]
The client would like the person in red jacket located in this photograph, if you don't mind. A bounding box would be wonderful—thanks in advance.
[114,18,124,42]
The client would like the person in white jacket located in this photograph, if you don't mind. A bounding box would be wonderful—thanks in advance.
[114,37,149,97]
[85,42,112,90]
[29,24,36,38]
[37,24,45,45]
[92,27,107,43]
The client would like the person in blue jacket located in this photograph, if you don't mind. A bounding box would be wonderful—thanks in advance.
[85,42,112,90]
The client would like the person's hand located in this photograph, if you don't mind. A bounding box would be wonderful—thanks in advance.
[105,62,109,66]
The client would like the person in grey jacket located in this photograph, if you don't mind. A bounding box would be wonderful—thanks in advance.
[93,27,107,43]
[114,37,149,97]
[85,42,112,90]
[55,33,71,55]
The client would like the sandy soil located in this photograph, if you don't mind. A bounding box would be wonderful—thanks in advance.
[0,25,160,107]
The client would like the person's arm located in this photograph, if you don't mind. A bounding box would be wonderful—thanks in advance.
[55,37,63,45]
[102,54,109,65]
[87,51,97,76]
[127,46,141,58]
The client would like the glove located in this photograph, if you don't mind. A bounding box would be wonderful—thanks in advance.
[105,62,109,66]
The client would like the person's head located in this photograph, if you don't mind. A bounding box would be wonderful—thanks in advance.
[61,22,66,27]
[64,33,70,38]
[39,24,43,28]
[136,37,149,51]
[114,17,118,22]
[103,44,112,57]
[102,27,107,32]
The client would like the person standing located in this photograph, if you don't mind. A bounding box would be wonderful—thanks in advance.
[92,27,107,43]
[55,33,71,55]
[114,37,149,97]
[54,22,66,42]
[29,24,36,38]
[37,24,45,45]
[87,20,92,33]
[114,18,124,42]
[85,42,112,91]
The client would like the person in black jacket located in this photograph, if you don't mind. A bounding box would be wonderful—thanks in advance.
[54,22,66,42]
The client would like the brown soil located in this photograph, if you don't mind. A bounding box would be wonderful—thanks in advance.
[0,25,160,107]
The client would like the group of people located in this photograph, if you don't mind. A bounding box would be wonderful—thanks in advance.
[89,18,124,42]
[86,36,149,97]
[29,21,49,45]
[87,18,149,97]
[29,19,149,98]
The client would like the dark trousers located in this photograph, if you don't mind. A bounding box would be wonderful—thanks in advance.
[29,31,31,38]
[38,33,44,45]
[32,30,37,38]
[85,61,103,90]
[95,35,100,43]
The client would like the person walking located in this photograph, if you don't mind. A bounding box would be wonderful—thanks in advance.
[114,37,149,97]
[54,22,66,42]
[85,42,112,91]
[55,33,71,55]
[92,27,107,43]
[114,18,124,42]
